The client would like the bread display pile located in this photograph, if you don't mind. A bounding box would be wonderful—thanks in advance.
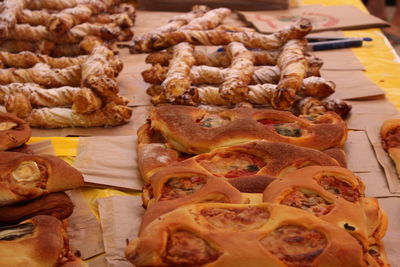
[122,7,391,267]
[130,6,351,119]
[0,0,136,128]
[0,111,86,265]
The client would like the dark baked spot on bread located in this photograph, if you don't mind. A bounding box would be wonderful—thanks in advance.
[201,206,270,230]
[164,230,221,266]
[260,225,327,266]
[160,176,208,201]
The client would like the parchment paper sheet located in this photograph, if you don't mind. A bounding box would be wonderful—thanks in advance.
[98,195,144,267]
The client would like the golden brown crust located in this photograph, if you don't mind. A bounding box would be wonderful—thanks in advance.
[273,39,308,110]
[26,103,131,128]
[0,0,25,38]
[0,50,86,68]
[219,42,254,103]
[133,18,312,53]
[149,105,347,154]
[0,63,81,88]
[126,203,365,267]
[46,0,118,35]
[0,83,101,114]
[141,167,244,231]
[145,47,281,67]
[0,112,31,151]
[0,192,74,225]
[6,23,121,44]
[381,119,400,149]
[263,165,368,248]
[138,140,342,184]
[322,148,347,168]
[81,44,119,97]
[361,197,388,244]
[0,151,83,206]
[162,42,195,101]
[180,8,231,31]
[0,215,69,267]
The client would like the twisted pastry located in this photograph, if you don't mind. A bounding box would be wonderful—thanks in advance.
[26,102,132,128]
[214,25,256,32]
[272,39,308,110]
[149,77,335,108]
[17,6,134,29]
[81,45,118,97]
[295,97,352,119]
[0,40,84,57]
[7,23,121,43]
[88,12,134,28]
[144,53,321,85]
[162,42,195,101]
[0,83,101,113]
[0,63,81,87]
[132,18,312,52]
[24,0,78,10]
[133,5,208,51]
[47,0,118,35]
[146,47,281,67]
[16,9,51,26]
[142,64,280,85]
[0,50,86,68]
[107,3,136,22]
[4,93,32,118]
[0,0,24,38]
[180,8,231,30]
[219,42,254,102]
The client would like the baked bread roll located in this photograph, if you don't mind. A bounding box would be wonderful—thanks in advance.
[0,152,83,206]
[262,166,368,248]
[148,105,347,154]
[0,112,31,151]
[381,119,400,177]
[0,192,74,226]
[0,215,81,267]
[138,140,342,183]
[126,203,365,266]
[361,197,388,245]
[141,166,247,230]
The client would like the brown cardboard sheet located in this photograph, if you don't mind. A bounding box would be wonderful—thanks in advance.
[323,70,385,100]
[87,254,108,267]
[344,130,382,173]
[31,106,151,137]
[240,5,389,33]
[66,189,105,260]
[98,195,144,267]
[118,50,152,106]
[73,136,142,190]
[366,117,400,193]
[346,98,399,130]
[377,197,400,266]
[358,171,400,197]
